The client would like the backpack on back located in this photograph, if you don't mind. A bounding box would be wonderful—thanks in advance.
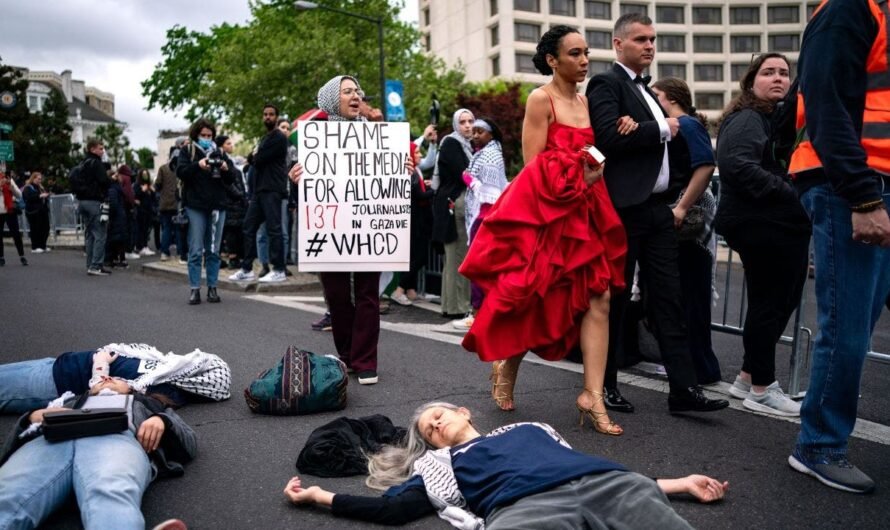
[244,346,347,415]
[68,159,90,198]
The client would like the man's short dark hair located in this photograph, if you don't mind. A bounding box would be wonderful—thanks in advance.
[263,103,280,116]
[86,138,104,153]
[614,13,653,38]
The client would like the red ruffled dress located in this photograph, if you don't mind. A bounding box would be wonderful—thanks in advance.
[459,122,627,362]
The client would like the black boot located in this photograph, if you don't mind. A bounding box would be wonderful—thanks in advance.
[668,386,730,413]
[188,288,201,305]
[206,287,221,303]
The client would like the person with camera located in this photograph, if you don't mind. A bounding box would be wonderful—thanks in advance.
[229,104,289,284]
[0,381,197,530]
[74,138,114,276]
[177,118,235,305]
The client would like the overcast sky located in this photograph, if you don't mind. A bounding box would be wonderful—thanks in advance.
[1,0,418,152]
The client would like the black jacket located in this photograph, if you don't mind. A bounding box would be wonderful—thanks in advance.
[296,415,406,477]
[430,136,469,244]
[106,181,130,244]
[587,64,683,209]
[76,153,113,202]
[714,109,811,237]
[176,145,235,211]
[251,130,288,196]
[224,166,247,228]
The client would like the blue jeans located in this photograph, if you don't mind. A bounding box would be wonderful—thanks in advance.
[159,209,180,256]
[256,198,290,265]
[0,358,58,414]
[186,207,226,289]
[796,183,890,456]
[78,200,107,270]
[0,431,151,529]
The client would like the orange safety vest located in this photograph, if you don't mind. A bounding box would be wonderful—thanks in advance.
[789,0,890,175]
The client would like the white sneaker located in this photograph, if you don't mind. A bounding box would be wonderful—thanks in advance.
[139,247,156,256]
[451,314,475,330]
[31,248,44,254]
[160,254,169,262]
[228,269,256,281]
[743,381,801,417]
[178,258,187,265]
[392,293,413,306]
[258,270,287,283]
[44,247,51,252]
[125,252,141,260]
[728,375,752,399]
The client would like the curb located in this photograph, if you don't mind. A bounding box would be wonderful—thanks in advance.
[140,262,320,293]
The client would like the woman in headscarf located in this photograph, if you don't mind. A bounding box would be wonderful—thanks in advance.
[288,75,414,386]
[431,108,475,318]
[451,117,508,331]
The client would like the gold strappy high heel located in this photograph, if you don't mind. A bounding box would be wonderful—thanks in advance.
[489,361,516,411]
[577,388,623,436]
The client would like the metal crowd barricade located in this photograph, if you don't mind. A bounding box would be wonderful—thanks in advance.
[48,193,82,236]
[712,239,889,397]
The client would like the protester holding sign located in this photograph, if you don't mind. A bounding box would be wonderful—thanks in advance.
[289,75,414,386]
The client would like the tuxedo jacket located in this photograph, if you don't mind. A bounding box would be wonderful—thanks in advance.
[586,63,682,209]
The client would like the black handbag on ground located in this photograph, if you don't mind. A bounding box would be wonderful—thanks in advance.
[42,394,131,442]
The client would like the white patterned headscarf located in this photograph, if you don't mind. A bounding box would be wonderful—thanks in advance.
[317,75,367,122]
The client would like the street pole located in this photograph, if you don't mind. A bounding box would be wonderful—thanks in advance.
[294,1,387,119]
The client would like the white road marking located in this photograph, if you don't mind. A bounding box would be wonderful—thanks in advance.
[247,294,890,446]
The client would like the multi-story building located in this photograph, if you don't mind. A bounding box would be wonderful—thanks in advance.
[419,0,814,120]
[19,68,118,146]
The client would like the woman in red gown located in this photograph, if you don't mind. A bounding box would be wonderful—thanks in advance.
[460,25,633,435]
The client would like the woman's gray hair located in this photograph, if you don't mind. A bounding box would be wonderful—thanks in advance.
[366,401,461,490]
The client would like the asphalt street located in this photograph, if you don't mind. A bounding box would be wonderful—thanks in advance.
[1,247,889,529]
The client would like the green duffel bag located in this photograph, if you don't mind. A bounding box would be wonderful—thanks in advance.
[244,346,348,415]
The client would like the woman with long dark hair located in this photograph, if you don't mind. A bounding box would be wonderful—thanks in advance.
[714,53,811,416]
[651,77,721,385]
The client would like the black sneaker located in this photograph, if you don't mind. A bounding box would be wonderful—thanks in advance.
[311,312,332,331]
[0,257,5,266]
[357,370,378,385]
[20,257,28,266]
[789,448,875,493]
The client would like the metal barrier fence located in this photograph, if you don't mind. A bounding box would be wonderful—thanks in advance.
[712,241,889,397]
[14,194,82,241]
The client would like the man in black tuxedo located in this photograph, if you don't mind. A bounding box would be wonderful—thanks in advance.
[586,13,728,414]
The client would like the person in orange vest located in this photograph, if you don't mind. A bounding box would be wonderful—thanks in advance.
[788,0,890,494]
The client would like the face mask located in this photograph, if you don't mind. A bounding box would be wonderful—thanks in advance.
[198,139,213,150]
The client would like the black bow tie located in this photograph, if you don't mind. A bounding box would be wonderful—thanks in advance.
[634,74,652,85]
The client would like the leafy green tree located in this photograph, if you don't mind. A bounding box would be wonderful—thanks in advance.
[135,147,156,169]
[0,57,34,172]
[29,88,75,179]
[93,123,130,166]
[143,0,464,142]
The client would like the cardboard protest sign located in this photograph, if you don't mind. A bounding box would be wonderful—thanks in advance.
[296,120,411,272]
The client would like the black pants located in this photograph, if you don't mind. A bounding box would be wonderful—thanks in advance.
[25,210,50,250]
[608,199,697,393]
[0,213,25,257]
[725,224,810,386]
[678,240,721,384]
[241,191,285,271]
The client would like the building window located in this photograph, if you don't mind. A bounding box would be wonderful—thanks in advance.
[768,33,800,52]
[588,60,613,77]
[768,5,800,23]
[620,3,647,16]
[692,7,722,24]
[730,63,749,81]
[585,1,610,19]
[490,0,498,16]
[693,35,723,53]
[423,34,430,51]
[730,6,760,24]
[423,7,430,26]
[515,22,541,43]
[696,92,725,111]
[492,55,500,76]
[491,25,499,46]
[806,3,819,20]
[656,5,684,24]
[789,61,798,78]
[730,35,761,53]
[28,95,38,111]
[694,64,724,82]
[659,34,686,53]
[658,63,687,79]
[516,52,537,73]
[550,0,575,16]
[514,0,540,12]
[586,30,612,49]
